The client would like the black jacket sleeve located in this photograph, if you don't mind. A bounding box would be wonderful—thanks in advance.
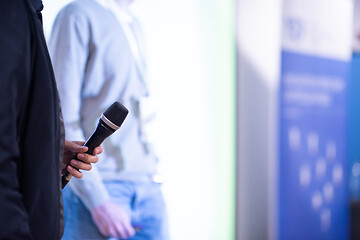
[0,0,33,239]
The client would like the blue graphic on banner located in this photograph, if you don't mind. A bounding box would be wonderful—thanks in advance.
[279,50,349,240]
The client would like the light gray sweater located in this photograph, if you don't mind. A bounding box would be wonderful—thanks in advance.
[49,0,158,209]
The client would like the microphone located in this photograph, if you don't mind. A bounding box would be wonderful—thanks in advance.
[62,101,129,189]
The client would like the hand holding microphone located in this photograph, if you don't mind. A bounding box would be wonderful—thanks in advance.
[62,101,129,189]
[62,140,102,179]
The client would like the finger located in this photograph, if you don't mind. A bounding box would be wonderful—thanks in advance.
[93,146,103,155]
[67,165,83,178]
[72,140,86,146]
[98,225,110,237]
[101,225,112,237]
[65,140,88,153]
[114,224,127,239]
[109,226,120,239]
[71,159,92,171]
[77,153,99,164]
[122,221,136,238]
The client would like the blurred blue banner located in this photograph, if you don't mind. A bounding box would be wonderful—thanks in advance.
[279,50,350,239]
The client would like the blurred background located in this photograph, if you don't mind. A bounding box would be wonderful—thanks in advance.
[41,0,360,239]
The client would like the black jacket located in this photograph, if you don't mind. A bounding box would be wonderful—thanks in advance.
[0,0,64,239]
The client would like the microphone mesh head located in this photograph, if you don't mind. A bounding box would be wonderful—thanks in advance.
[103,102,129,127]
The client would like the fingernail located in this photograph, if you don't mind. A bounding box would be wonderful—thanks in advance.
[77,153,85,159]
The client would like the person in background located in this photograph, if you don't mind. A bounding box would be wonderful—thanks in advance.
[49,0,169,239]
[0,0,102,239]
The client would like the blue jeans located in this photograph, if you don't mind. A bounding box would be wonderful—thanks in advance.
[62,181,169,240]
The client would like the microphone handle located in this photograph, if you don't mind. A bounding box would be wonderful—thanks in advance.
[61,120,115,189]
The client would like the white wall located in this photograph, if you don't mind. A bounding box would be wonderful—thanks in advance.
[131,1,216,239]
[42,0,72,40]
